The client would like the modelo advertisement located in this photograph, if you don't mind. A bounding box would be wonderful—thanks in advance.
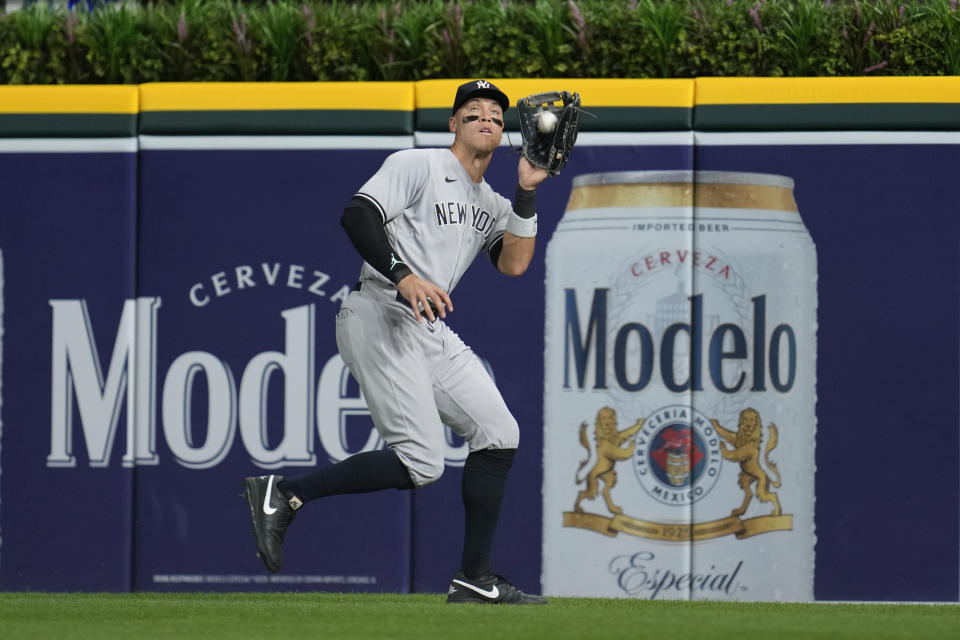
[0,135,956,602]
[543,168,816,601]
[541,134,958,603]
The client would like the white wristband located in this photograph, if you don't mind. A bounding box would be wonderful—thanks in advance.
[506,210,538,238]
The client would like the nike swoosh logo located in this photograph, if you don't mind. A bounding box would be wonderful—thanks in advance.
[445,177,457,183]
[452,579,499,599]
[262,476,278,515]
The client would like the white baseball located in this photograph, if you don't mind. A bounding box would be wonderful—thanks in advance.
[537,110,558,134]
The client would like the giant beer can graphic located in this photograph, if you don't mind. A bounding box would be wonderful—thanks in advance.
[542,171,817,601]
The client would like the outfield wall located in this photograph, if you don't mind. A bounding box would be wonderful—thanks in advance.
[0,79,956,601]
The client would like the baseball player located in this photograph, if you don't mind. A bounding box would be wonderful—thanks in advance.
[243,80,548,605]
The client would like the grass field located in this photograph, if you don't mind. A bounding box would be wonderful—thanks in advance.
[1,593,958,639]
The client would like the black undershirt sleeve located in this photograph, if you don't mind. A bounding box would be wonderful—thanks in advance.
[488,236,505,267]
[340,196,413,284]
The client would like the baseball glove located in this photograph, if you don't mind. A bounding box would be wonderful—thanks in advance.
[516,91,582,176]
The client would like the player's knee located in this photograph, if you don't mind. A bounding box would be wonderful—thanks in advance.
[496,418,520,449]
[391,448,444,487]
[410,457,445,487]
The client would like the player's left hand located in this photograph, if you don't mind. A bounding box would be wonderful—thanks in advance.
[396,273,452,324]
[518,156,549,191]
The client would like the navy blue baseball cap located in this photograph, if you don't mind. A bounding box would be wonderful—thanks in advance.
[452,79,509,115]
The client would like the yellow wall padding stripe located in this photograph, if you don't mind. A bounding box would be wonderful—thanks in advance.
[6,78,960,116]
[0,86,138,114]
[140,82,415,111]
[416,79,694,110]
[697,77,960,105]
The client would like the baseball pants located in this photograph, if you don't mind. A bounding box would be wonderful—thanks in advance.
[335,287,520,487]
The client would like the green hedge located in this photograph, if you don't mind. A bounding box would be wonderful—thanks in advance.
[2,0,959,84]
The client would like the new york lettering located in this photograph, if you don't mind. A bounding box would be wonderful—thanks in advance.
[434,202,494,236]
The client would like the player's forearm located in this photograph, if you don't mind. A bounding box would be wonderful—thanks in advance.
[498,184,538,276]
[497,233,535,277]
[340,198,413,284]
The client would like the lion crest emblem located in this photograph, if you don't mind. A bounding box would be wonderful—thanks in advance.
[572,407,643,516]
[563,405,794,542]
[711,408,783,517]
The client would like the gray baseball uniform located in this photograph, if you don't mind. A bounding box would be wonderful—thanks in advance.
[337,147,520,486]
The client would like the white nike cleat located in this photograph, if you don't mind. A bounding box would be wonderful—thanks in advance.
[446,571,548,605]
[241,475,301,573]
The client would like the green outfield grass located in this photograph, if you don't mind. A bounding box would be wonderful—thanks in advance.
[0,593,957,639]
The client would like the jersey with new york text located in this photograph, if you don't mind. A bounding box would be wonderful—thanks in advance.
[353,148,512,293]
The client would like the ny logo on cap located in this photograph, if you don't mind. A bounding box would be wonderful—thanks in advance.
[476,80,490,89]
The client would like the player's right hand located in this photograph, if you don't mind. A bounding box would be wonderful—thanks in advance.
[518,155,549,191]
[396,274,453,323]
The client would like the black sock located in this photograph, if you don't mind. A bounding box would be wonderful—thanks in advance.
[277,449,414,503]
[460,448,516,579]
